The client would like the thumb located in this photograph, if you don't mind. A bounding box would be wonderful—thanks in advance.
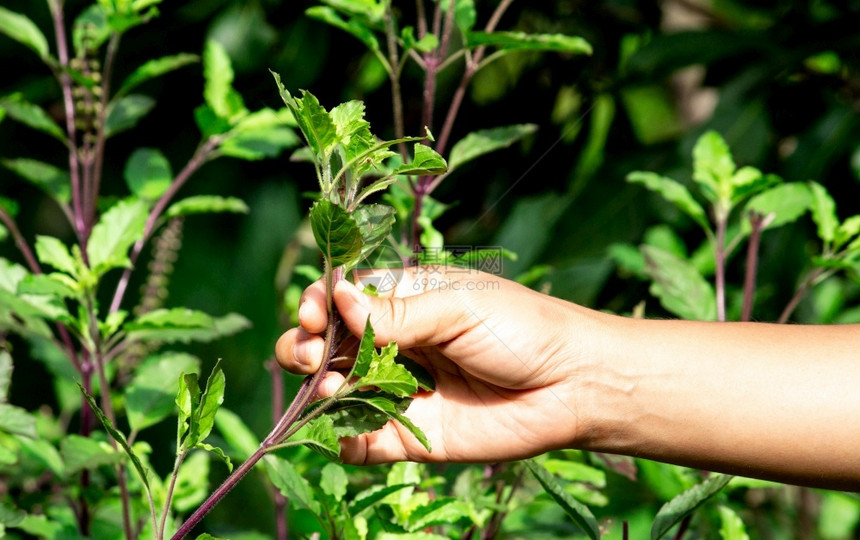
[332,279,473,348]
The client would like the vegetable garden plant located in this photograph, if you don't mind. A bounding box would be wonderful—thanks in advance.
[1,0,859,539]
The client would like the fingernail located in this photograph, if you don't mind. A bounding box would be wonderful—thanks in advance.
[292,340,309,366]
[297,301,308,324]
[342,280,371,311]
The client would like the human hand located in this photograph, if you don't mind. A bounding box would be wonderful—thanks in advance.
[275,267,603,465]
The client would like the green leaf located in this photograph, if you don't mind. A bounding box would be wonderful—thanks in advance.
[402,27,438,53]
[396,356,435,392]
[78,383,151,490]
[353,317,376,378]
[394,144,448,176]
[0,95,65,143]
[448,124,538,171]
[72,5,110,57]
[176,372,201,445]
[809,181,839,244]
[165,195,249,218]
[86,198,149,276]
[117,53,199,96]
[356,342,418,397]
[543,459,606,488]
[219,126,300,160]
[124,148,172,201]
[288,414,340,461]
[2,158,71,203]
[194,104,232,137]
[328,394,406,438]
[835,215,860,251]
[524,459,600,540]
[126,352,200,433]
[338,394,430,452]
[437,0,476,33]
[105,95,156,137]
[194,442,232,472]
[213,407,259,460]
[0,350,10,403]
[172,451,210,512]
[126,311,250,344]
[651,473,733,539]
[203,39,246,122]
[60,434,121,474]
[309,199,363,267]
[34,236,77,276]
[10,514,63,538]
[349,483,412,515]
[627,171,709,230]
[406,498,472,532]
[692,131,735,204]
[264,455,320,514]
[18,274,78,299]
[718,505,749,540]
[743,183,811,233]
[0,403,37,438]
[728,166,772,204]
[642,245,716,321]
[466,31,592,55]
[272,77,338,162]
[321,462,348,503]
[352,204,395,267]
[194,359,225,444]
[306,6,381,54]
[0,502,25,528]
[0,7,50,60]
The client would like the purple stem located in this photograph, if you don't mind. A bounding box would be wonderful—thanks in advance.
[741,212,766,322]
[109,137,221,314]
[778,267,825,324]
[268,360,289,540]
[172,270,344,539]
[88,34,121,235]
[714,215,727,322]
[49,0,86,242]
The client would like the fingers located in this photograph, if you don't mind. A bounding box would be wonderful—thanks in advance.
[298,279,328,334]
[275,327,325,375]
[333,277,477,349]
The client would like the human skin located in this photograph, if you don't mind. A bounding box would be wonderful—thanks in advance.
[275,267,860,491]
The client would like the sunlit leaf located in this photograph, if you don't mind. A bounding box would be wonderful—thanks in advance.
[2,159,70,203]
[288,414,340,461]
[171,451,210,512]
[394,144,447,176]
[627,171,709,230]
[809,181,838,244]
[105,94,156,137]
[466,31,592,55]
[525,459,600,540]
[651,473,733,539]
[321,462,348,503]
[692,131,735,204]
[642,245,716,321]
[306,6,381,54]
[0,7,49,60]
[126,352,200,433]
[86,198,148,276]
[165,195,249,218]
[60,434,121,474]
[355,342,418,397]
[34,236,77,276]
[0,404,36,438]
[213,408,259,460]
[203,39,246,122]
[448,124,537,171]
[264,455,320,514]
[309,199,362,267]
[351,203,395,267]
[743,182,811,234]
[125,310,250,344]
[124,148,172,201]
[117,53,199,96]
[718,505,749,540]
[0,95,65,143]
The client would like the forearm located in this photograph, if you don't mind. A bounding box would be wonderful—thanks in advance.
[578,313,860,491]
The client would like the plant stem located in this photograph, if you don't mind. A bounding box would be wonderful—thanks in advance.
[778,267,826,324]
[89,33,121,234]
[173,268,344,538]
[109,137,220,314]
[383,1,408,161]
[159,450,188,540]
[267,360,289,540]
[741,212,766,322]
[714,212,727,322]
[48,0,86,243]
[0,206,41,275]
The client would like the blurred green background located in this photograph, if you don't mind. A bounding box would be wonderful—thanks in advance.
[2,0,860,535]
